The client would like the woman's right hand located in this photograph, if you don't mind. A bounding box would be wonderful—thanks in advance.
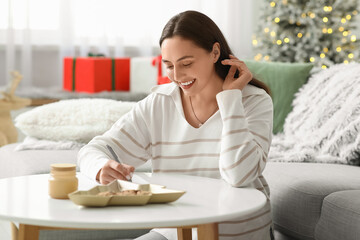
[96,160,135,184]
[221,55,253,91]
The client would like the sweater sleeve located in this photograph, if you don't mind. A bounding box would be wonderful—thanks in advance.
[216,89,273,187]
[77,97,152,181]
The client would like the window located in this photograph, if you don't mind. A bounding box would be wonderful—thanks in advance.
[0,0,210,46]
[0,0,59,30]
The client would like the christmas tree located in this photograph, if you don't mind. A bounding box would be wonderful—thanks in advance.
[253,0,360,69]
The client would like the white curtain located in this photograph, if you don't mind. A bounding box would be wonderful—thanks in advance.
[0,0,257,89]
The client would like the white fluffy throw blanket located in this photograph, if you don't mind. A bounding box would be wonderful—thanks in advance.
[269,63,360,166]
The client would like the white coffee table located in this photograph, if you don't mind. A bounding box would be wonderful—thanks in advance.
[0,173,266,240]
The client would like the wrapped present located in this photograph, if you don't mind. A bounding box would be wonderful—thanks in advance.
[152,55,171,85]
[130,57,159,93]
[63,57,130,93]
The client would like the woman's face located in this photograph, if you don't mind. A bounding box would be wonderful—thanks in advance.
[161,36,220,95]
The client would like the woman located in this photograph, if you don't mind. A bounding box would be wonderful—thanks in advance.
[78,10,274,240]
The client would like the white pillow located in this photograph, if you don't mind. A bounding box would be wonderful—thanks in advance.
[15,98,136,143]
[269,63,360,166]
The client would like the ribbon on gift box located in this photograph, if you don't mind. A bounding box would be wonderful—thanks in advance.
[152,55,171,85]
[88,52,105,57]
[71,58,76,91]
[111,58,116,90]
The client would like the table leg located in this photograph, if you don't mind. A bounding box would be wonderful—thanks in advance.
[18,224,40,240]
[10,222,18,240]
[177,227,192,240]
[197,223,219,240]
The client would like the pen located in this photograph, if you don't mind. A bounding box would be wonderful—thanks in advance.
[106,144,132,182]
[106,144,121,164]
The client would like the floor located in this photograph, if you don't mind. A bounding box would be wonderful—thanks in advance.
[0,219,11,240]
[0,219,296,240]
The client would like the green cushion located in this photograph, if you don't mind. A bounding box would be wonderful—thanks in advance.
[244,60,314,134]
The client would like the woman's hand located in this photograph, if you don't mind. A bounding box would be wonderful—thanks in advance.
[221,55,253,91]
[96,160,135,184]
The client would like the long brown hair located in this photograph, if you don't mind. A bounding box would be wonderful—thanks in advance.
[159,10,271,95]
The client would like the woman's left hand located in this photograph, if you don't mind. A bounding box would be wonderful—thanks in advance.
[221,55,253,91]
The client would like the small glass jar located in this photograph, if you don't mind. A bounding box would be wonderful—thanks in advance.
[48,163,78,199]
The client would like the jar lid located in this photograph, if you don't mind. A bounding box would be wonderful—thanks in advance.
[51,163,76,171]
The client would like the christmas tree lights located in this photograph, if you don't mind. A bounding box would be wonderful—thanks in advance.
[253,0,360,68]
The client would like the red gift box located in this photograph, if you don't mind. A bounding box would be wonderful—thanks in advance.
[63,57,130,93]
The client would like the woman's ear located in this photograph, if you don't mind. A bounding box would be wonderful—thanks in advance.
[212,42,221,63]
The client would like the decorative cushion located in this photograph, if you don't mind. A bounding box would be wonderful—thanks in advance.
[244,60,314,134]
[269,63,360,165]
[15,98,136,143]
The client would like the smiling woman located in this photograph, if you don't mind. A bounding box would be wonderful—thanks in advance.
[78,10,274,240]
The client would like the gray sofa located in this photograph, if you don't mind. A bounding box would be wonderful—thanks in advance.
[263,162,360,240]
[261,62,360,240]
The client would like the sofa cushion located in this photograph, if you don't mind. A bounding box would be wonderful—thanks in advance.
[244,60,313,134]
[315,190,360,240]
[269,63,360,166]
[263,162,360,240]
